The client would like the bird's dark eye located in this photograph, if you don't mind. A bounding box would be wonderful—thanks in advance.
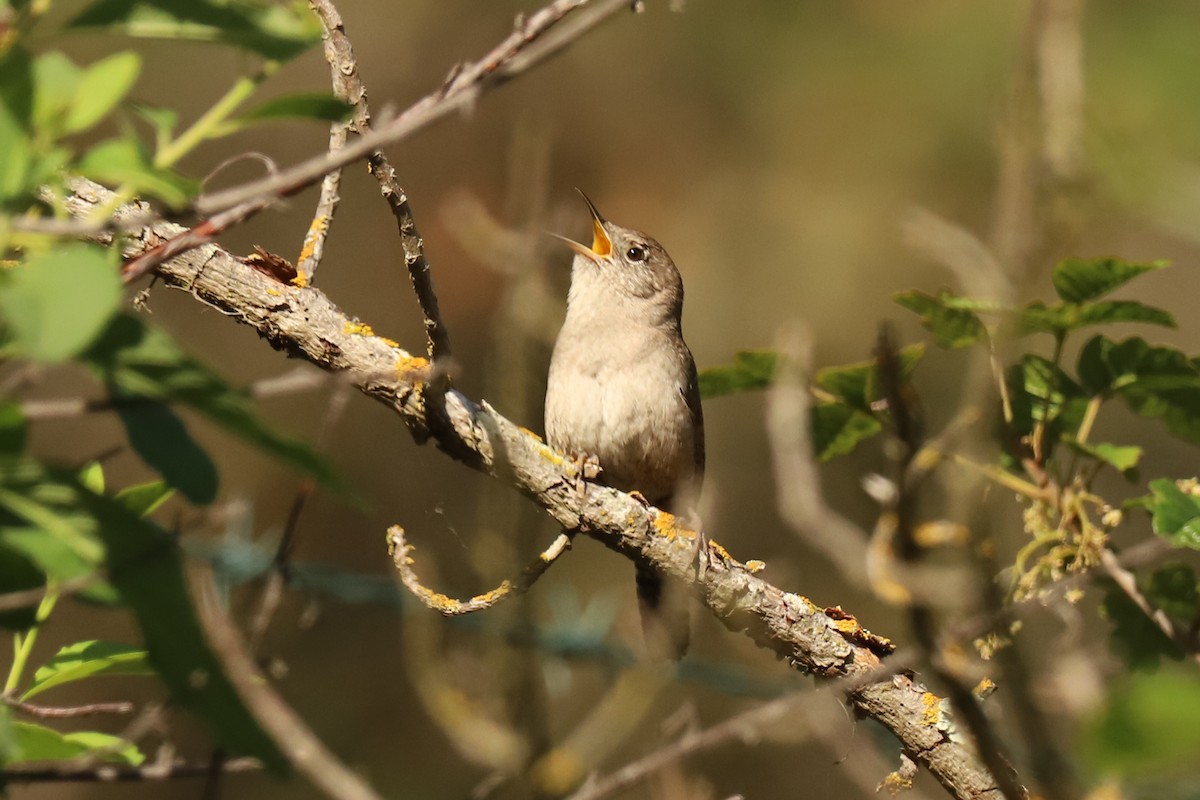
[626,245,647,262]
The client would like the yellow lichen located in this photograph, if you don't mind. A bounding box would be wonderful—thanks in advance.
[290,273,309,288]
[653,511,679,541]
[396,355,430,376]
[344,321,375,336]
[518,426,544,442]
[744,559,766,573]
[266,288,280,296]
[707,540,732,561]
[833,617,861,634]
[297,215,329,264]
[377,336,401,348]
[921,692,942,726]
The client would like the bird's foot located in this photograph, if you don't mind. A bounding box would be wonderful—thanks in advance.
[570,451,601,505]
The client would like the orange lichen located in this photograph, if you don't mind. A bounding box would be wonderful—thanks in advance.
[744,559,765,573]
[653,510,679,541]
[518,426,544,442]
[707,539,732,561]
[289,273,309,288]
[297,215,328,264]
[396,355,430,377]
[344,321,375,336]
[921,692,942,726]
[377,336,401,348]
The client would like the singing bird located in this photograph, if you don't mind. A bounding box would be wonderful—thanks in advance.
[545,191,703,660]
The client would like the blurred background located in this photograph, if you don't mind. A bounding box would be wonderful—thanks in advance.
[20,1,1200,797]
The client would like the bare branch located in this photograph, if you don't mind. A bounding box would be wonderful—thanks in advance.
[192,564,387,800]
[63,178,1007,800]
[388,526,573,615]
[190,0,632,219]
[3,696,134,719]
[1,757,262,784]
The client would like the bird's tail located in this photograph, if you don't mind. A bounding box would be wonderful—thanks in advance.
[635,563,690,661]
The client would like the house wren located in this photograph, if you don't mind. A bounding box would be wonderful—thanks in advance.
[545,191,704,660]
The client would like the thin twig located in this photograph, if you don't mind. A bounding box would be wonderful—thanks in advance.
[192,0,631,219]
[21,367,331,422]
[295,0,359,283]
[193,565,387,800]
[1,757,262,784]
[3,696,134,719]
[1099,548,1200,665]
[388,526,573,615]
[765,324,871,587]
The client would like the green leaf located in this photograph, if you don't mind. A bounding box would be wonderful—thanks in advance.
[0,403,27,455]
[0,460,105,566]
[115,400,219,505]
[69,0,323,62]
[114,480,174,517]
[1052,257,1168,304]
[78,461,104,494]
[65,51,141,134]
[0,244,121,363]
[22,640,153,700]
[1017,300,1176,336]
[78,137,197,208]
[698,350,777,399]
[1076,300,1176,329]
[0,48,35,205]
[1064,439,1142,476]
[77,487,287,770]
[816,343,924,410]
[231,91,351,127]
[1144,563,1200,622]
[11,722,144,766]
[1146,478,1200,550]
[1080,668,1200,776]
[894,289,985,349]
[1101,581,1182,670]
[811,403,882,461]
[84,315,339,489]
[1078,336,1200,445]
[31,51,81,133]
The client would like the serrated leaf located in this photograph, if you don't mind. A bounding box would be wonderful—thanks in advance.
[116,400,218,505]
[1147,478,1200,549]
[65,51,141,134]
[78,137,198,209]
[10,722,144,766]
[84,314,339,491]
[230,91,351,127]
[1064,439,1142,475]
[0,244,122,362]
[811,403,882,461]
[22,640,153,700]
[698,350,777,399]
[894,290,985,349]
[69,0,323,62]
[1078,336,1200,445]
[816,344,924,410]
[1080,669,1200,775]
[1052,257,1168,303]
[1018,300,1176,336]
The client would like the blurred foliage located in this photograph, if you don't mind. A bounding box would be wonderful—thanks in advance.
[0,1,1200,798]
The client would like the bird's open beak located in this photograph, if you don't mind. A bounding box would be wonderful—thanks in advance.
[550,189,613,260]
